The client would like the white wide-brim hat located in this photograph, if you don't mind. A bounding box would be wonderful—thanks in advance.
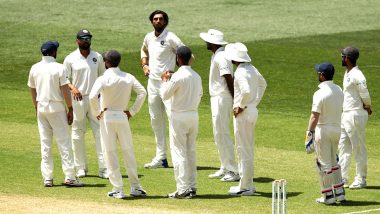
[225,42,251,62]
[199,29,228,45]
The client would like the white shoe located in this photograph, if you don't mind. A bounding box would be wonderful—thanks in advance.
[64,179,84,187]
[168,189,193,199]
[98,168,109,179]
[349,180,367,189]
[144,159,169,169]
[108,191,126,199]
[130,187,147,197]
[44,179,53,187]
[316,195,336,205]
[228,186,255,196]
[76,169,87,178]
[220,171,240,182]
[208,169,225,179]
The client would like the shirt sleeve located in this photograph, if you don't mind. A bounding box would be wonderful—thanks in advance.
[97,54,106,76]
[311,90,322,113]
[141,36,149,59]
[129,76,147,116]
[27,67,35,88]
[160,75,180,101]
[216,55,233,76]
[169,33,184,53]
[355,73,371,106]
[59,66,70,86]
[89,77,103,113]
[234,71,250,108]
[63,56,72,82]
[255,71,267,106]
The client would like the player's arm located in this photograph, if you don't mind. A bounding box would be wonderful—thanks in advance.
[307,111,320,132]
[127,76,147,119]
[223,74,234,97]
[141,44,150,76]
[357,76,372,115]
[60,84,73,125]
[30,87,37,112]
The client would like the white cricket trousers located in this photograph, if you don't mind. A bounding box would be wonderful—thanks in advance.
[315,124,341,170]
[37,111,76,181]
[233,107,258,190]
[72,96,105,171]
[169,111,198,194]
[210,95,238,173]
[338,110,368,182]
[100,113,140,192]
[147,78,169,161]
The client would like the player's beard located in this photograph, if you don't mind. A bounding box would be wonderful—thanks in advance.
[341,58,347,66]
[79,43,91,50]
[154,24,166,34]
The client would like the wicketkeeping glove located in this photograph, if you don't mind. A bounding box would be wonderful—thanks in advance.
[304,130,315,154]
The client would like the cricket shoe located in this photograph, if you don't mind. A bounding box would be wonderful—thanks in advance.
[220,171,240,182]
[335,188,346,202]
[64,179,84,187]
[190,188,197,197]
[144,158,169,169]
[316,194,336,205]
[76,169,87,178]
[130,187,147,197]
[44,179,53,187]
[208,169,225,179]
[168,189,193,199]
[228,186,255,196]
[349,180,367,189]
[108,191,126,199]
[98,168,109,179]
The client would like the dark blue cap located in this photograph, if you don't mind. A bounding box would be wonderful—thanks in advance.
[314,63,334,76]
[41,41,59,56]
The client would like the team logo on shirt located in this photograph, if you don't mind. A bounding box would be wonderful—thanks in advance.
[347,78,350,82]
[160,41,164,45]
[93,58,97,63]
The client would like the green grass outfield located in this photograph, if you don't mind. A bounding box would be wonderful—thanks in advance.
[1,0,380,213]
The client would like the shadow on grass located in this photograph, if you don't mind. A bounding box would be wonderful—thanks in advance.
[52,183,107,188]
[122,174,145,179]
[197,166,220,170]
[255,191,302,198]
[254,177,275,183]
[365,186,380,190]
[193,194,238,199]
[334,200,380,206]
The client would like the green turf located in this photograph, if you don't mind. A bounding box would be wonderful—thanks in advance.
[1,0,380,213]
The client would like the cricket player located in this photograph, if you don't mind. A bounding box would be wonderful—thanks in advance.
[89,50,147,199]
[63,29,108,178]
[160,46,203,199]
[28,40,83,187]
[141,10,186,169]
[305,63,345,205]
[338,47,372,189]
[225,42,267,196]
[200,29,240,182]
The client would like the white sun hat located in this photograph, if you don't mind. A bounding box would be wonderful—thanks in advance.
[225,42,251,62]
[199,29,228,45]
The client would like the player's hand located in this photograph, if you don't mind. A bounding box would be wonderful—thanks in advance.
[71,87,83,101]
[67,108,73,125]
[233,107,244,117]
[124,111,132,120]
[364,105,372,115]
[161,70,173,82]
[305,130,315,154]
[143,65,150,76]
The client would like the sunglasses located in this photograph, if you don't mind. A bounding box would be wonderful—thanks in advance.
[79,37,91,42]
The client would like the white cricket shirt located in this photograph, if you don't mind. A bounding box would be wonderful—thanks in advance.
[209,47,233,97]
[312,81,343,125]
[233,63,267,109]
[141,28,184,80]
[63,49,105,95]
[160,66,203,112]
[27,56,69,112]
[89,67,146,116]
[342,66,371,111]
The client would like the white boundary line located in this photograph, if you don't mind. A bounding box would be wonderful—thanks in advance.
[343,208,380,214]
